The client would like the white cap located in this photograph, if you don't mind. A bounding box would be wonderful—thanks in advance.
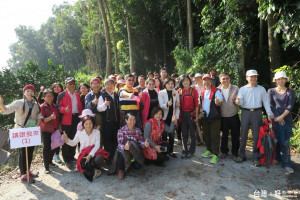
[79,109,95,118]
[195,73,203,78]
[246,69,258,77]
[273,71,289,81]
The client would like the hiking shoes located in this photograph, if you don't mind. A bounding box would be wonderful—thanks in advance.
[54,155,62,164]
[49,163,58,168]
[210,155,219,164]
[233,156,246,163]
[220,153,227,159]
[201,150,212,158]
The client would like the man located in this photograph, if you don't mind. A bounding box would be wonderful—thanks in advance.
[97,79,120,160]
[147,72,154,79]
[235,69,273,167]
[57,77,82,168]
[217,72,240,160]
[160,68,168,83]
[200,74,223,164]
[135,75,146,93]
[119,74,142,129]
[132,72,139,87]
[153,71,159,79]
[85,77,102,130]
[209,68,220,87]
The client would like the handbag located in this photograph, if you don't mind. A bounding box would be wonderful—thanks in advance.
[51,130,65,150]
[143,146,157,160]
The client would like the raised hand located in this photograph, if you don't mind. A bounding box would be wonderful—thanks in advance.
[129,92,135,99]
[214,95,221,105]
[92,95,99,105]
[65,105,70,113]
[168,98,173,107]
[40,86,45,92]
[144,139,149,148]
[62,131,68,142]
[124,141,130,150]
[104,97,110,107]
[50,113,56,120]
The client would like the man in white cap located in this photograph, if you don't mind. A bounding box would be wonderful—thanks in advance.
[235,69,273,167]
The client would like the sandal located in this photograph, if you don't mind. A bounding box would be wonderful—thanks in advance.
[284,167,294,174]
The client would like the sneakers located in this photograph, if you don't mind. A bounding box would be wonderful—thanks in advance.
[253,160,261,167]
[45,169,51,174]
[21,174,35,184]
[201,150,212,158]
[28,171,39,178]
[284,167,294,174]
[181,153,187,159]
[210,155,219,164]
[54,155,62,164]
[64,162,73,169]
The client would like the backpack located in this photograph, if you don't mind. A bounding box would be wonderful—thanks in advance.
[178,87,195,107]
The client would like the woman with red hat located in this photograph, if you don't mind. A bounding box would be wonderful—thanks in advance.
[0,84,42,183]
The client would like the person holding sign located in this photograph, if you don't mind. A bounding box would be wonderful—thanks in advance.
[40,89,61,174]
[0,84,42,183]
[62,116,108,181]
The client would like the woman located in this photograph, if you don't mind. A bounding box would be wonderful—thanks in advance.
[268,71,295,174]
[158,78,180,157]
[154,78,163,93]
[40,89,60,174]
[78,83,90,108]
[62,116,109,181]
[0,85,42,183]
[108,113,149,179]
[141,78,159,124]
[143,107,176,166]
[115,79,125,94]
[177,75,199,159]
[37,83,63,105]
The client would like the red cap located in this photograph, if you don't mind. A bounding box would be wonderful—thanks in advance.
[202,74,212,80]
[90,77,101,84]
[23,84,36,91]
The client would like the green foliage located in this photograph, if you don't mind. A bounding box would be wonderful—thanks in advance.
[274,64,300,103]
[290,121,300,153]
[73,66,99,85]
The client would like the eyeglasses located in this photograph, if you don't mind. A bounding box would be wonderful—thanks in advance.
[68,82,75,85]
[127,79,134,82]
[222,78,230,80]
[91,82,100,85]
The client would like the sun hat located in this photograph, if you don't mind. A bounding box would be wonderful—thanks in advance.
[79,109,95,118]
[273,71,289,81]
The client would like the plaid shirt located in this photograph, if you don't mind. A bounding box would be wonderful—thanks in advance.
[117,125,145,150]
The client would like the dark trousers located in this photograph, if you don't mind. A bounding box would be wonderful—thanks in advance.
[162,131,175,154]
[181,111,196,154]
[42,132,55,170]
[177,123,182,140]
[62,114,80,163]
[221,114,240,156]
[54,147,60,156]
[19,146,35,175]
[94,155,105,170]
[203,119,221,155]
[102,122,118,160]
[239,110,262,160]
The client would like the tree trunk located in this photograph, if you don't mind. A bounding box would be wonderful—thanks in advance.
[239,35,246,86]
[257,17,264,62]
[98,0,112,77]
[187,0,193,50]
[123,2,134,73]
[267,13,281,70]
[177,0,183,28]
[163,28,167,65]
[104,0,119,74]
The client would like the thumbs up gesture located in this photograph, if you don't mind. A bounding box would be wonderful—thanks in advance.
[168,98,173,107]
[40,86,45,92]
[145,139,149,148]
[139,91,143,98]
[231,90,236,101]
[65,105,70,113]
[62,131,69,142]
[104,97,110,107]
[50,113,56,120]
[92,95,99,105]
[124,141,130,150]
[214,95,221,105]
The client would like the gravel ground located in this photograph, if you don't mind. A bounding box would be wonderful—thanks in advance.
[0,141,299,200]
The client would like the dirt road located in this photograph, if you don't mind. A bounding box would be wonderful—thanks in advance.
[0,143,299,200]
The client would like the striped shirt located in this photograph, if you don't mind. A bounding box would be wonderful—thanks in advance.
[119,86,139,111]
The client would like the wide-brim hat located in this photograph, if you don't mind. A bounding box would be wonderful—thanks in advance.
[79,109,95,118]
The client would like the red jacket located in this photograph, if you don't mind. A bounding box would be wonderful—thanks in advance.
[40,102,59,132]
[57,90,82,125]
[178,87,199,112]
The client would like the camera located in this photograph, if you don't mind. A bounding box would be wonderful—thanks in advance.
[160,146,167,152]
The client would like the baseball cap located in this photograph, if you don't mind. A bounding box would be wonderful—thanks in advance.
[202,74,212,80]
[195,73,203,78]
[65,77,75,84]
[246,70,258,77]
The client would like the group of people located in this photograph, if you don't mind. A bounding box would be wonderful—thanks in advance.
[0,67,295,183]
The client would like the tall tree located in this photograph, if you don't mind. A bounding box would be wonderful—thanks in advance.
[98,0,112,77]
[187,0,193,49]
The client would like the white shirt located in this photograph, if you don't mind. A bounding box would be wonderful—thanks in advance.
[97,91,115,112]
[67,89,79,114]
[67,129,100,156]
[220,84,231,102]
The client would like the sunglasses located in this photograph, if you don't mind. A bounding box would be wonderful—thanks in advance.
[68,82,76,85]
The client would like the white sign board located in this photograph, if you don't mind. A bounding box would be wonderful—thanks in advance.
[9,127,41,149]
